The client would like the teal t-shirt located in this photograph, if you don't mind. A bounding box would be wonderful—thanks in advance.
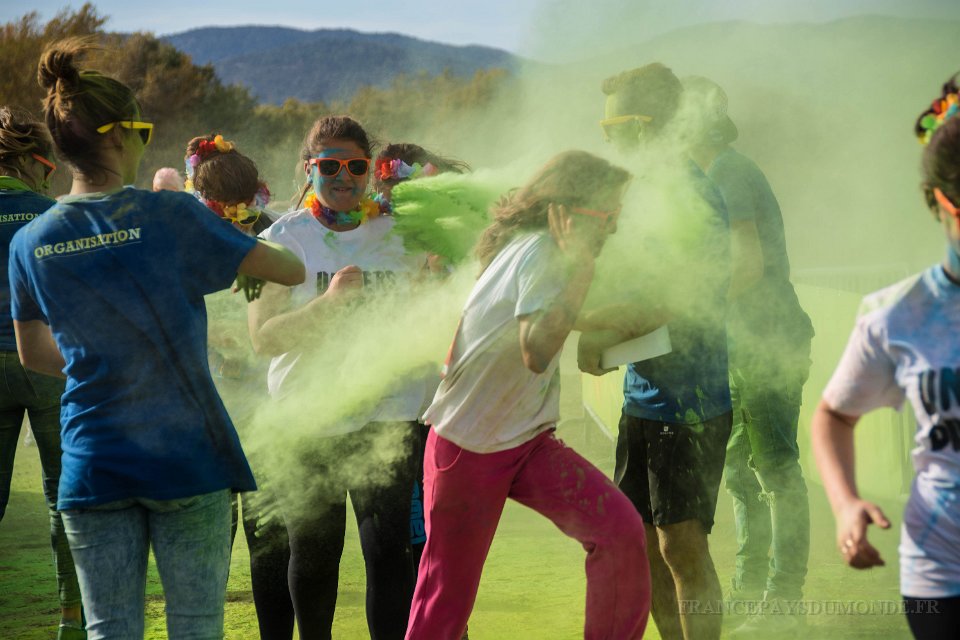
[0,179,54,351]
[9,187,258,509]
[708,148,813,352]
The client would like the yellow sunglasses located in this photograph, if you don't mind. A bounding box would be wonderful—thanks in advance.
[96,120,154,146]
[599,114,653,141]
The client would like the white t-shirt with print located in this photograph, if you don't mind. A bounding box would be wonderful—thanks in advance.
[423,231,566,453]
[823,265,960,598]
[260,208,425,432]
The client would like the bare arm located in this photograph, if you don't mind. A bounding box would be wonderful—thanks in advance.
[519,260,595,374]
[248,265,363,357]
[14,319,66,378]
[517,204,600,374]
[238,240,306,287]
[728,219,764,299]
[811,399,891,569]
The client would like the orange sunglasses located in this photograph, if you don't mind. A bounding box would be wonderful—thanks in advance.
[935,188,960,218]
[31,153,56,180]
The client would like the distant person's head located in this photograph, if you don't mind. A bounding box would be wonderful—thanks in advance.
[600,63,682,153]
[298,115,374,214]
[918,73,960,254]
[38,37,151,187]
[186,134,269,234]
[0,107,56,194]
[474,150,631,271]
[373,143,469,201]
[152,167,183,192]
[680,76,739,149]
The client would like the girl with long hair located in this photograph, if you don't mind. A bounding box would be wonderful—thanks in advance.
[407,150,651,639]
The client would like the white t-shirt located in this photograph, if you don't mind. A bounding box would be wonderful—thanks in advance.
[423,232,566,453]
[823,265,960,598]
[260,208,426,432]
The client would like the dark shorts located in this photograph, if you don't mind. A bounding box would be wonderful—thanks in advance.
[614,411,733,533]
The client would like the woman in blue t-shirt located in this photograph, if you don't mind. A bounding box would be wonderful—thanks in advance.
[0,107,85,640]
[9,39,305,639]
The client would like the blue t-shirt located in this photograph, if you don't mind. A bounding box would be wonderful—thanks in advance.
[623,161,732,424]
[0,182,54,351]
[9,187,258,509]
[708,148,813,353]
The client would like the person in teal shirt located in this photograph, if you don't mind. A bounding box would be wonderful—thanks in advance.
[0,106,85,640]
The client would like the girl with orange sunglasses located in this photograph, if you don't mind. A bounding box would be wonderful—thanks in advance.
[0,106,84,640]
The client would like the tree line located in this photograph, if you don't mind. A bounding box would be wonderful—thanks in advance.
[2,4,515,203]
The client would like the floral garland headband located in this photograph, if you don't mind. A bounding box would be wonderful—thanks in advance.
[184,134,234,191]
[375,157,438,182]
[918,91,960,145]
[183,135,269,227]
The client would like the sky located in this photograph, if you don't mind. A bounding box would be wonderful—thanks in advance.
[5,0,960,54]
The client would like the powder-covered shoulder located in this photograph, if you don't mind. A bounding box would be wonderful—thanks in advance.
[855,270,930,331]
[259,208,315,240]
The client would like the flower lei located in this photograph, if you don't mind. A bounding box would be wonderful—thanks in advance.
[184,134,235,191]
[304,190,391,227]
[918,92,960,145]
[199,183,270,227]
[374,158,438,182]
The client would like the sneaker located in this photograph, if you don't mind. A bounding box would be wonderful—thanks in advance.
[728,596,802,639]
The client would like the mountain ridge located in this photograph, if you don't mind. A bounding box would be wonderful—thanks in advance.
[163,26,521,104]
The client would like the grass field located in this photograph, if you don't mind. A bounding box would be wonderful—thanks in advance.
[0,373,912,639]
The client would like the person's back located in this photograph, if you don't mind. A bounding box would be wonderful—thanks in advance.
[15,38,304,639]
[11,187,258,507]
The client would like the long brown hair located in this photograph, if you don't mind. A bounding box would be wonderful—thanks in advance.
[37,37,141,183]
[0,107,53,191]
[474,150,631,272]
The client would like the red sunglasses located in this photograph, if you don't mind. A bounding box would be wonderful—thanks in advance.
[31,153,56,180]
[572,206,621,228]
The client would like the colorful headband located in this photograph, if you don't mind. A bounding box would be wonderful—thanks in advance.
[374,157,438,182]
[918,92,960,145]
[185,134,236,180]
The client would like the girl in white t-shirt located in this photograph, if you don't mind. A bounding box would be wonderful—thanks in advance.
[406,150,651,639]
[248,116,422,640]
[813,74,960,639]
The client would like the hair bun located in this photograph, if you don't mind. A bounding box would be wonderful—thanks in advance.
[37,38,86,95]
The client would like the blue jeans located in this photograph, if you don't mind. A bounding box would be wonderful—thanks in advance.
[724,349,811,601]
[61,490,232,639]
[0,351,80,608]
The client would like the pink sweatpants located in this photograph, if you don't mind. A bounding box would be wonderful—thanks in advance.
[405,428,651,640]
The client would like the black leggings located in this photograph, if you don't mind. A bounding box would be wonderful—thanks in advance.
[231,492,295,640]
[286,422,418,640]
[904,596,960,639]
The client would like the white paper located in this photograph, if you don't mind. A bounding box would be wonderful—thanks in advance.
[600,325,672,369]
